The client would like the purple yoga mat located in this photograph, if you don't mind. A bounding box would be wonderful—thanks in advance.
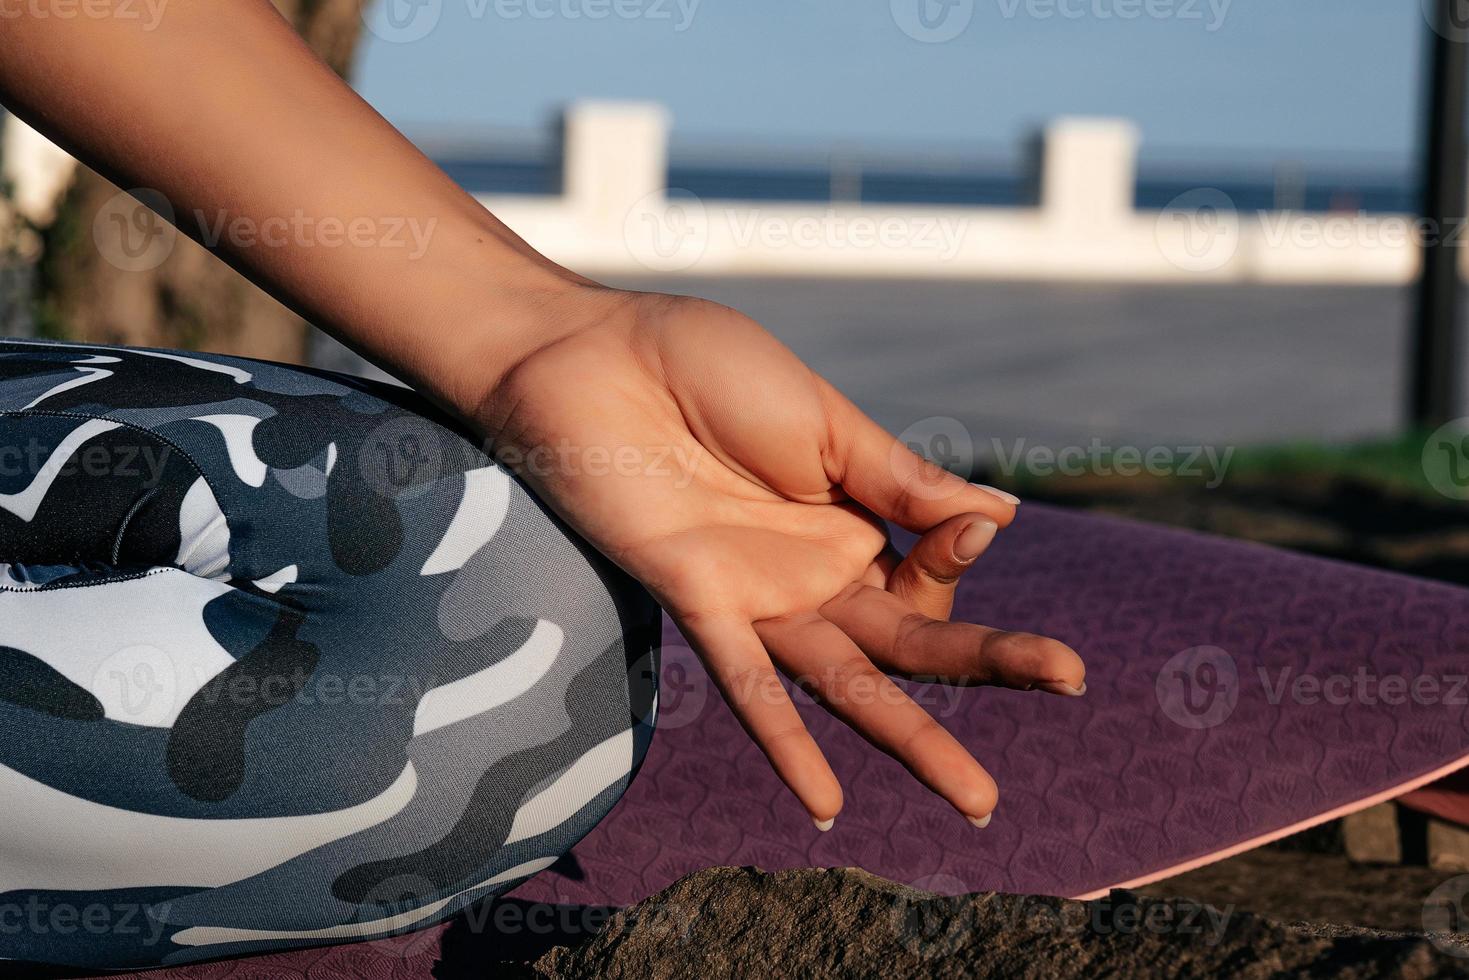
[510,503,1469,905]
[90,504,1469,979]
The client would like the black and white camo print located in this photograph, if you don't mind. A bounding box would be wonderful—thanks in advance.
[0,338,661,971]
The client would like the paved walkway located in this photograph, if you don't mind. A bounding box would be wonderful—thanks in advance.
[314,278,1449,462]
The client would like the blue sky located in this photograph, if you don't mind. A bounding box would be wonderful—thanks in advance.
[356,0,1423,166]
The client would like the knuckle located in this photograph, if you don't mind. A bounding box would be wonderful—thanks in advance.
[724,662,782,704]
[827,652,877,686]
[981,629,1033,658]
[892,611,931,659]
[915,558,963,586]
[763,724,811,748]
[897,716,946,758]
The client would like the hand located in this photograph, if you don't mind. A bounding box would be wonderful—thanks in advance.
[475,289,1086,829]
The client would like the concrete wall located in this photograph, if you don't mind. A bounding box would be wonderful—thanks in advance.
[487,104,1428,285]
[1,113,76,225]
[0,103,1433,285]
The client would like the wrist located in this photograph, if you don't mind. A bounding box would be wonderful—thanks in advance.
[444,262,633,424]
[359,207,624,420]
[457,276,618,404]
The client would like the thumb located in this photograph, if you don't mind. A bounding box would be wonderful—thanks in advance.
[818,377,1018,532]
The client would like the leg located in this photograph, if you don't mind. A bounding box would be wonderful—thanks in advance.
[0,339,660,970]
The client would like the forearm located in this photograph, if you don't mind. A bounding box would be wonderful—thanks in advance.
[0,0,595,413]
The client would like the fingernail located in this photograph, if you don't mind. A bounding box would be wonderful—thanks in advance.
[813,816,835,832]
[953,519,998,562]
[967,813,992,829]
[972,484,1021,507]
[1037,680,1087,697]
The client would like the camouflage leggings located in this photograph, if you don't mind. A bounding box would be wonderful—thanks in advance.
[0,339,661,971]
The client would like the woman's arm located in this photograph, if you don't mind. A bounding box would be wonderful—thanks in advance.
[0,0,589,412]
[0,0,1085,829]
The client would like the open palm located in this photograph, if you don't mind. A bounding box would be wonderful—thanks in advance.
[478,291,1085,828]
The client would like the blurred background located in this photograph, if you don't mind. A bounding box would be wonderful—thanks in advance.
[0,3,1445,432]
[4,4,1464,546]
[4,0,1469,928]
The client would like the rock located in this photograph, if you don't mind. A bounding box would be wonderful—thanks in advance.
[515,867,1468,979]
[1429,819,1469,874]
[1343,802,1404,865]
[1134,848,1459,933]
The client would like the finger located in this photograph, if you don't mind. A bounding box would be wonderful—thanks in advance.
[887,514,998,620]
[822,585,1086,695]
[679,615,843,828]
[757,614,997,825]
[816,377,1019,533]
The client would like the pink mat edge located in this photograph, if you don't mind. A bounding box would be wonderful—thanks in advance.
[1073,752,1469,900]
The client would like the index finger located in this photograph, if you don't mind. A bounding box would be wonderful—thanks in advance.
[816,376,1019,533]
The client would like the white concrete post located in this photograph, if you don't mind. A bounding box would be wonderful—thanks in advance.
[1,113,76,224]
[561,101,670,230]
[1039,118,1139,228]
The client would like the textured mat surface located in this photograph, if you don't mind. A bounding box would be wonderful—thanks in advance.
[79,504,1469,977]
[511,504,1469,907]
